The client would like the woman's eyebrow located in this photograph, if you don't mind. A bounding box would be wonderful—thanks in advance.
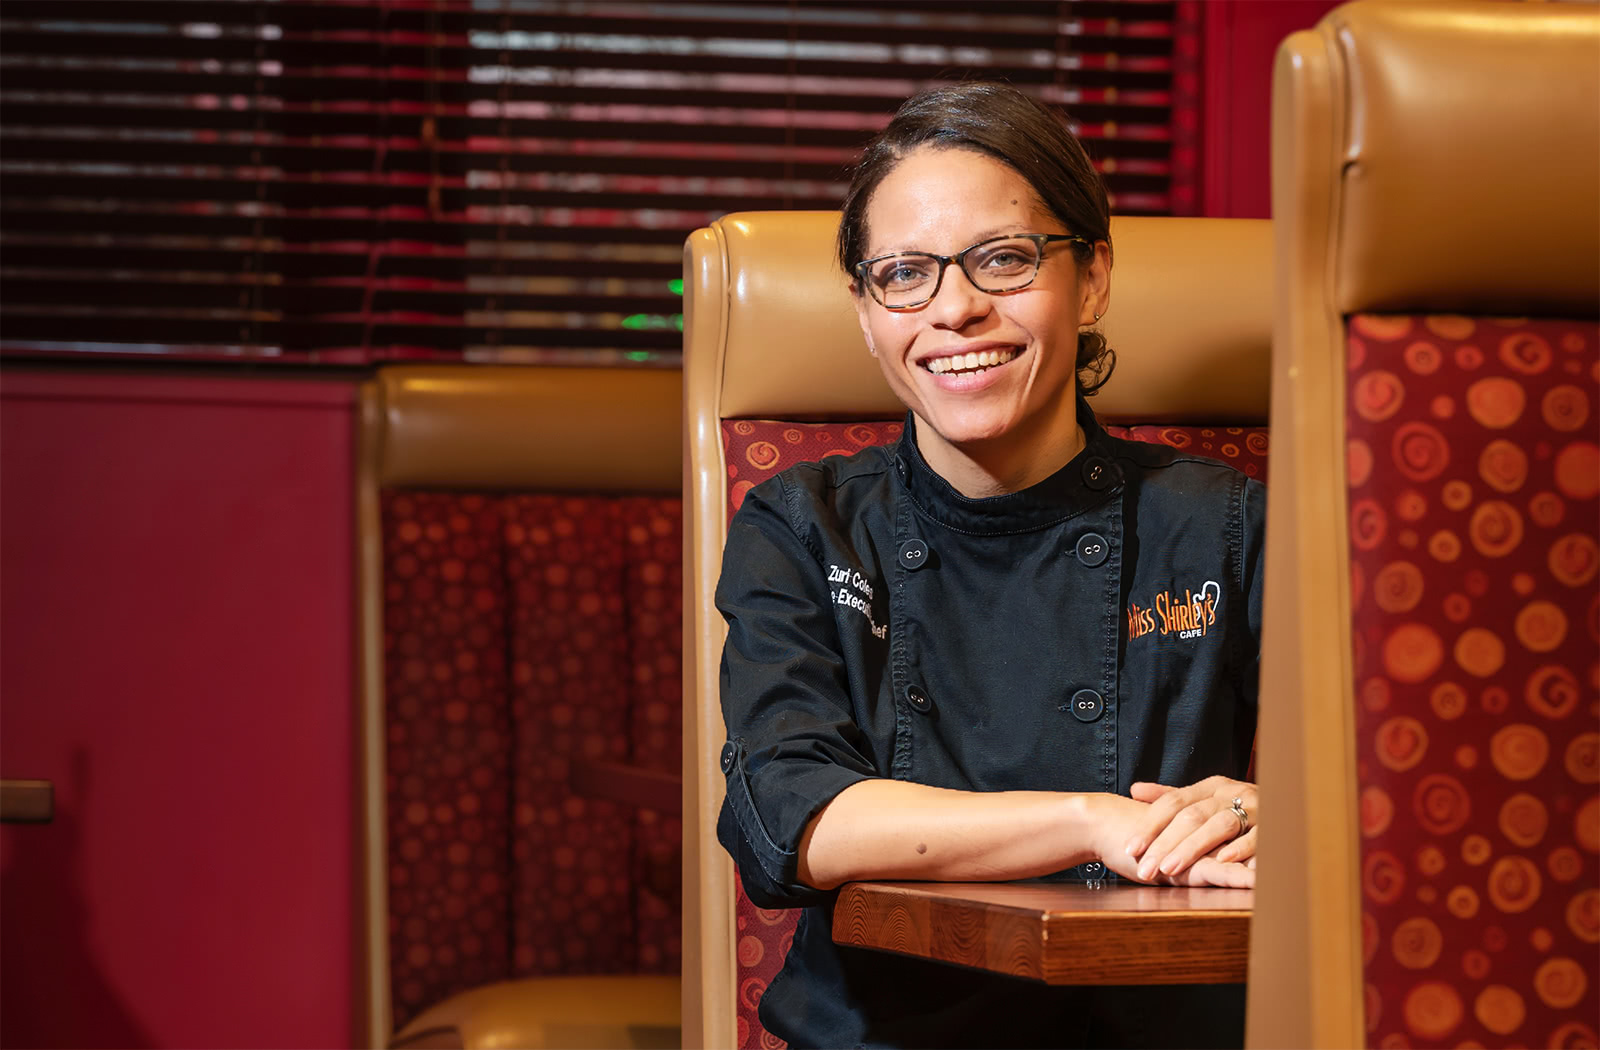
[869,226,1034,257]
[966,224,1032,243]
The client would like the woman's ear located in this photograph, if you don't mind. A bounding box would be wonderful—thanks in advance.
[854,289,877,356]
[1078,241,1112,326]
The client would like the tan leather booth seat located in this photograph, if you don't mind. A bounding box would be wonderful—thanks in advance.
[356,365,683,1049]
[389,976,680,1050]
[682,210,1274,1048]
[1255,3,1600,1047]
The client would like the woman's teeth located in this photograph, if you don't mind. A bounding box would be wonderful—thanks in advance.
[924,348,1017,374]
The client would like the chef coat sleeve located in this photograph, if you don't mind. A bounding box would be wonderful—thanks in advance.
[1242,476,1267,709]
[713,475,880,908]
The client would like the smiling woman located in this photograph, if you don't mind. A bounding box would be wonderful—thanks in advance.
[713,82,1265,1050]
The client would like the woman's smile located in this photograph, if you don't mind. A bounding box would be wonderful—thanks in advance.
[919,343,1021,375]
[916,342,1027,394]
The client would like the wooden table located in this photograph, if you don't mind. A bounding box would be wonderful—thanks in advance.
[833,880,1252,985]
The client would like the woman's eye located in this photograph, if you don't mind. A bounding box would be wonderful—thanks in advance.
[976,249,1032,273]
[879,263,932,289]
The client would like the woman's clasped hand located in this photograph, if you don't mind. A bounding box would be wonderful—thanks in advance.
[1095,786,1258,888]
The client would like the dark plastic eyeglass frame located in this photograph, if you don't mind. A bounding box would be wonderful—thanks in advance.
[853,233,1092,310]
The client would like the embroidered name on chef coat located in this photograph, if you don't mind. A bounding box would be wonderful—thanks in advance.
[1127,580,1222,641]
[827,563,887,639]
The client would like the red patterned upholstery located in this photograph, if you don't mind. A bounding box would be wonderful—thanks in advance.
[723,418,1269,512]
[383,493,514,1020]
[505,496,635,977]
[619,499,688,971]
[721,415,1270,1050]
[1345,315,1599,1048]
[1104,424,1269,483]
[383,491,683,1030]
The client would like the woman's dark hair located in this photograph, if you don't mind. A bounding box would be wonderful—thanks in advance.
[837,81,1115,397]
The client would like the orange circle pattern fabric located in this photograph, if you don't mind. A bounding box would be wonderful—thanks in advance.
[1346,314,1599,1049]
[383,492,683,1030]
[721,416,1268,1050]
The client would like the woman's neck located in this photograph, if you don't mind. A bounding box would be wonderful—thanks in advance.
[913,402,1086,500]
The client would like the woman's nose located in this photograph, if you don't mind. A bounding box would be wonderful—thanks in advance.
[926,261,990,328]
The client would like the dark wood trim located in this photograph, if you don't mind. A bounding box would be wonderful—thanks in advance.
[0,779,54,823]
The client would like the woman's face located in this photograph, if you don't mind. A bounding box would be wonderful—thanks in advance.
[854,145,1109,455]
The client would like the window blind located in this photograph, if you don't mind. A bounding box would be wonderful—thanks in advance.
[0,0,1197,366]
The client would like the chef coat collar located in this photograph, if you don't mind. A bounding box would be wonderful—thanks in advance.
[893,396,1123,534]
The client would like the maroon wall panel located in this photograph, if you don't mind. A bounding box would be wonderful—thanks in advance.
[1201,0,1341,218]
[0,372,357,1048]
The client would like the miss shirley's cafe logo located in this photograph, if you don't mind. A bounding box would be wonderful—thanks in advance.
[1128,580,1222,641]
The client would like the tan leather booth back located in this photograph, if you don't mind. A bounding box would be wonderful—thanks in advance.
[374,364,682,492]
[1319,2,1600,317]
[691,210,1274,424]
[682,210,1272,1049]
[356,364,681,1046]
[1255,5,1600,1049]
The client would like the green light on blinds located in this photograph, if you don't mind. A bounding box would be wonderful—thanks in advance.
[627,351,652,362]
[621,313,685,331]
[668,278,684,296]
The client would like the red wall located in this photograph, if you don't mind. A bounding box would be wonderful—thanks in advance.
[0,372,359,1048]
[1202,0,1343,218]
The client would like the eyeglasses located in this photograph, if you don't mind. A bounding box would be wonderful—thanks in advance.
[854,233,1091,310]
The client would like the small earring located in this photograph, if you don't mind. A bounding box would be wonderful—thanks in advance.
[867,342,876,356]
[1094,311,1102,322]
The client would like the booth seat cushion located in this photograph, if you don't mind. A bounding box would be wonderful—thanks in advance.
[1344,315,1599,1048]
[720,415,1270,1050]
[390,974,681,1050]
[384,492,683,1029]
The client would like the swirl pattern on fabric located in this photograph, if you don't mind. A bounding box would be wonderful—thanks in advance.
[1348,314,1599,1048]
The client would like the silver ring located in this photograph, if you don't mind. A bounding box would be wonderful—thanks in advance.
[1230,797,1251,837]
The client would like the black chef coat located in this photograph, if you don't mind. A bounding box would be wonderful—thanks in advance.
[715,398,1265,1049]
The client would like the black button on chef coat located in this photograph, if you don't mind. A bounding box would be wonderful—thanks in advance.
[715,398,1265,1049]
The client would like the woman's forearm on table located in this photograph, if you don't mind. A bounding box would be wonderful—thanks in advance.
[795,778,1103,890]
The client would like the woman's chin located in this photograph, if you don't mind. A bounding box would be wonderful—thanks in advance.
[920,406,1019,448]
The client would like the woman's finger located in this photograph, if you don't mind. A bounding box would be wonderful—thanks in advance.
[1134,801,1214,880]
[1156,810,1239,877]
[1124,783,1207,858]
[1214,825,1259,865]
[1129,781,1173,803]
[1184,856,1255,889]
[1128,777,1256,858]
[1129,795,1206,868]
